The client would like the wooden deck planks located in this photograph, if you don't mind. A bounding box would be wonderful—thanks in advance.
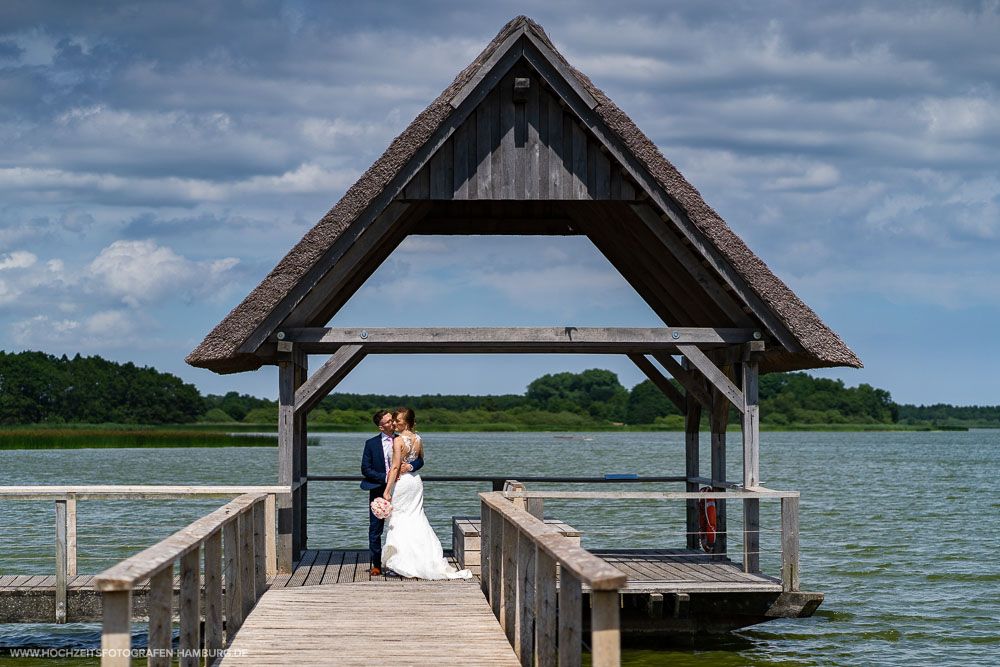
[218,582,519,666]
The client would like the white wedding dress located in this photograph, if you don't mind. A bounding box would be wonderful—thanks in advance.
[382,434,472,579]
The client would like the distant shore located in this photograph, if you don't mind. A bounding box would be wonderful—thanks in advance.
[0,422,974,448]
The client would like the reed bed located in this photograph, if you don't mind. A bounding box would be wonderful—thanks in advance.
[0,429,278,449]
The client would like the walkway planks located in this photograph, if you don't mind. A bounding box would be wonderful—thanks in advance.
[218,581,520,666]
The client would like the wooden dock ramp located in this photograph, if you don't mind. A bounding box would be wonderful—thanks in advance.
[218,581,520,666]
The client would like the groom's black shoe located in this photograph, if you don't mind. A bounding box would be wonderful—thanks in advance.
[369,566,381,576]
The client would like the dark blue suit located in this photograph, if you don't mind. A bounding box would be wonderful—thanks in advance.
[361,433,424,564]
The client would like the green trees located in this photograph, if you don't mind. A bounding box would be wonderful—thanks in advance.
[4,349,996,428]
[0,350,203,425]
[526,369,628,421]
[626,379,682,424]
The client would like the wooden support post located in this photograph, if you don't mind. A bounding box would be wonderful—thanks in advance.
[204,530,223,665]
[685,395,702,550]
[781,496,800,592]
[55,499,67,624]
[591,591,621,667]
[710,383,729,559]
[239,511,254,620]
[147,566,172,667]
[502,518,518,643]
[223,518,243,642]
[517,531,535,666]
[535,547,557,667]
[66,494,77,576]
[742,360,760,573]
[297,355,308,552]
[265,493,277,579]
[558,570,582,667]
[101,590,132,667]
[480,499,491,599]
[277,344,305,570]
[490,508,503,620]
[179,548,200,667]
[253,498,267,599]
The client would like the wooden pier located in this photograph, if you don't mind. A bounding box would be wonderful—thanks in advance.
[218,581,520,666]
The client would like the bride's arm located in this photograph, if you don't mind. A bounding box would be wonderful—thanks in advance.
[382,437,404,501]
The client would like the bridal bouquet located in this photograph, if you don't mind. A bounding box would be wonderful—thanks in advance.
[370,497,393,519]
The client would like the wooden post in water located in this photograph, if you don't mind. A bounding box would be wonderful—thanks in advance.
[710,383,729,559]
[685,392,702,550]
[147,566,172,667]
[781,496,800,591]
[741,359,760,573]
[55,499,67,624]
[66,494,77,576]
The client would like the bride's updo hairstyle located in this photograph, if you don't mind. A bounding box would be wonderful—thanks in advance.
[393,407,415,431]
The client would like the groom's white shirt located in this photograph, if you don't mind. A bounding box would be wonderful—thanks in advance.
[381,433,393,482]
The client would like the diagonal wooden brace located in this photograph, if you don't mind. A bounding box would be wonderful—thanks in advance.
[627,354,686,413]
[676,344,744,413]
[294,344,366,415]
[650,352,714,411]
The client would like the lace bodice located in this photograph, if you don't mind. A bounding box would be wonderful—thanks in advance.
[401,433,421,463]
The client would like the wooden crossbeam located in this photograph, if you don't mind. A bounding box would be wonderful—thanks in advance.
[676,344,744,413]
[274,327,759,354]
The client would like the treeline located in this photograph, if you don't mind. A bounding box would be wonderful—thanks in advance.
[0,351,203,425]
[3,349,998,428]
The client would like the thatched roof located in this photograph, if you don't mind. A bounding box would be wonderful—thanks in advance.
[187,16,861,375]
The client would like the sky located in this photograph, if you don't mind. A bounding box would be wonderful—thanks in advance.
[1,1,998,406]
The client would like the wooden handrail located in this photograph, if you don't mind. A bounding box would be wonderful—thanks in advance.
[502,488,799,500]
[0,485,284,627]
[0,485,288,500]
[480,489,626,667]
[94,493,272,667]
[501,485,802,594]
[482,491,625,591]
[93,493,264,592]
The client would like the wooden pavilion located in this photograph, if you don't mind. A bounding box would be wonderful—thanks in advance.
[187,16,860,574]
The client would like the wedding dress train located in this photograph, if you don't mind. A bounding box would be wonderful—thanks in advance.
[382,434,472,580]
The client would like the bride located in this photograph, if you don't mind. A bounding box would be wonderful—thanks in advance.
[382,408,472,580]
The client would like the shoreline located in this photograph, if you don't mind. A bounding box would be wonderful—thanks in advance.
[0,422,978,449]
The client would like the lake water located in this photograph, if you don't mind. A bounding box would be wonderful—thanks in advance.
[1,430,998,665]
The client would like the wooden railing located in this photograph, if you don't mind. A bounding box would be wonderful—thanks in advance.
[480,489,628,667]
[92,492,272,667]
[0,486,285,625]
[502,485,801,592]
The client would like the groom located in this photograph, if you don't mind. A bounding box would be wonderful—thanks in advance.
[361,409,424,575]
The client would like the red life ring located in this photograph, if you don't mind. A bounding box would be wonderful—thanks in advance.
[696,486,717,552]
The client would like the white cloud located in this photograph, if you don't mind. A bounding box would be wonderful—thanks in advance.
[0,251,37,270]
[88,239,239,307]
